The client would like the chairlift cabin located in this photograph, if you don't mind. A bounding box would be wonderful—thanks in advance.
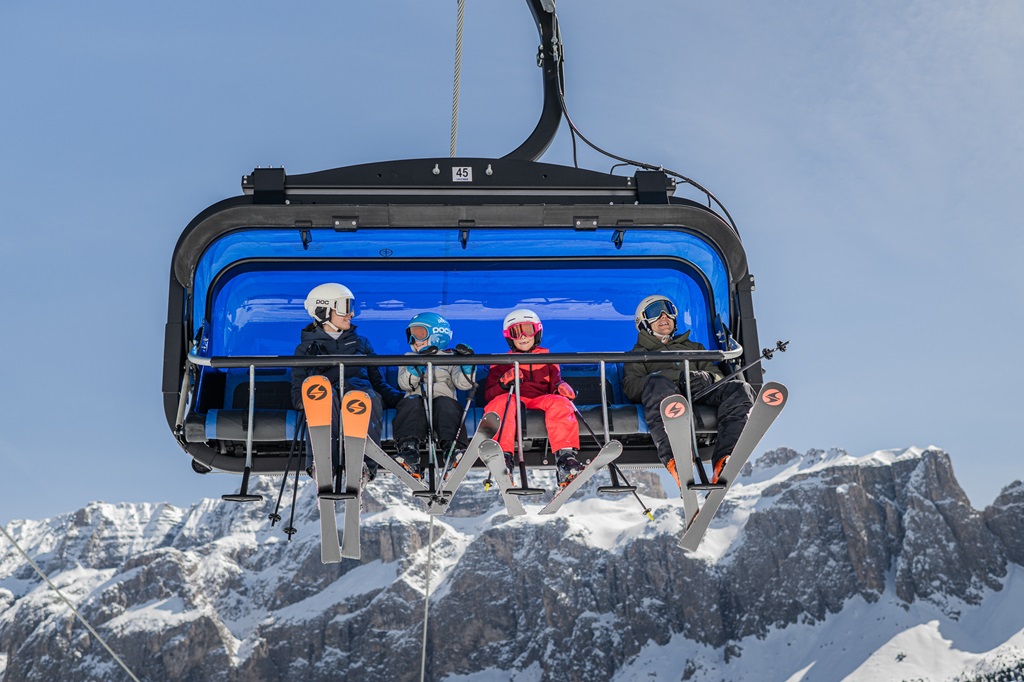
[161,0,764,485]
[163,158,761,475]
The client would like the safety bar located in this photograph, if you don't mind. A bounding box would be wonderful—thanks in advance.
[186,347,742,369]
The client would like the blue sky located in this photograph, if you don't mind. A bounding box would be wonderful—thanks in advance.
[2,1,1022,522]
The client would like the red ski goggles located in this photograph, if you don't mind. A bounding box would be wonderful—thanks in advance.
[642,299,678,323]
[507,321,540,339]
[406,325,430,343]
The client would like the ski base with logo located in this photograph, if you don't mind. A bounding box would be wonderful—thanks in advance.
[678,382,788,552]
[660,394,701,527]
[301,375,342,564]
[339,390,373,560]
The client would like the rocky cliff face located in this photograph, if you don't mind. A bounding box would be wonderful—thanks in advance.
[1,447,1022,681]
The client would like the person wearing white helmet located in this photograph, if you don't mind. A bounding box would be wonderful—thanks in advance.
[289,283,402,484]
[622,294,754,487]
[481,308,584,486]
[392,312,476,478]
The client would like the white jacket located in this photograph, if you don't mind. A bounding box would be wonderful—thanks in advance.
[398,350,475,400]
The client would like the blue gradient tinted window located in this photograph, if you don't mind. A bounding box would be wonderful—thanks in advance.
[192,227,730,357]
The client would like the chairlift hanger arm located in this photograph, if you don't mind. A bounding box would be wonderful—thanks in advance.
[503,0,563,161]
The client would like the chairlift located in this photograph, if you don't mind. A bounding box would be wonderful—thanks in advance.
[161,1,778,546]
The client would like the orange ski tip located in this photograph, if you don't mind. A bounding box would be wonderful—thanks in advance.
[341,390,371,439]
[301,376,333,427]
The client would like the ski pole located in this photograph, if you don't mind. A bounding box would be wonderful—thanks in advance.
[570,401,605,449]
[442,381,479,472]
[609,463,654,521]
[691,340,789,402]
[440,344,478,470]
[283,420,306,538]
[270,410,304,525]
[508,364,543,495]
[569,401,653,521]
[422,360,437,489]
[486,383,516,491]
[494,382,516,445]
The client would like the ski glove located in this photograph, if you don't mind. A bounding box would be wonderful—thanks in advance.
[555,382,576,399]
[407,345,439,379]
[684,370,716,396]
[498,368,525,390]
[454,343,475,376]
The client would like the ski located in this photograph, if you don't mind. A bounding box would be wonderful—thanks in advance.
[301,376,342,564]
[538,440,623,515]
[339,390,373,560]
[426,412,500,515]
[678,382,789,552]
[477,440,527,517]
[362,438,431,493]
[660,394,700,527]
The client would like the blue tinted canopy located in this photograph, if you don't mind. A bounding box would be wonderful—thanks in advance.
[194,226,731,358]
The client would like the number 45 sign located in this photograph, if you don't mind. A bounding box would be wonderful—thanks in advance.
[452,166,473,182]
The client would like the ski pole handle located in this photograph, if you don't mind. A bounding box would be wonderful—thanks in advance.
[691,340,788,402]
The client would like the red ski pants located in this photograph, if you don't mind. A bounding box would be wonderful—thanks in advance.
[483,392,580,454]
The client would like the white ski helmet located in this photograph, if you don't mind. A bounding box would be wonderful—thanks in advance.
[304,283,355,322]
[635,294,678,334]
[502,308,543,349]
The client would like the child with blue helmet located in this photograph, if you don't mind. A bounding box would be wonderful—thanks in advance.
[393,312,476,477]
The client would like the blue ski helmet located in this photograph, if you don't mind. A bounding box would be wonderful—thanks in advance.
[406,312,453,349]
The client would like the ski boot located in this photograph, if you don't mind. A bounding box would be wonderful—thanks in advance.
[665,458,682,488]
[711,455,729,485]
[503,452,516,484]
[555,448,585,488]
[394,439,422,479]
[360,463,375,489]
[438,440,464,479]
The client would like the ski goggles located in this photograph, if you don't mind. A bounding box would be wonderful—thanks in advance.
[642,299,678,323]
[314,297,354,320]
[330,298,354,316]
[406,325,430,344]
[507,321,540,339]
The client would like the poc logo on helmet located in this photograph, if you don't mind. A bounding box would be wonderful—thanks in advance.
[433,326,452,336]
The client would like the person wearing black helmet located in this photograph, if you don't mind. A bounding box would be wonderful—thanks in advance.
[289,283,402,484]
[622,294,754,488]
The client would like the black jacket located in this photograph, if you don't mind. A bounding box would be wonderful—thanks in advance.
[289,323,402,409]
[622,328,723,403]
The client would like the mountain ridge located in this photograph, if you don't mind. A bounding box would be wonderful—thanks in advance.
[2,446,1023,681]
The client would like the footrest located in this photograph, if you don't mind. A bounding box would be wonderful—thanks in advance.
[222,493,263,502]
[507,487,546,496]
[319,491,356,500]
[412,489,446,499]
[597,485,637,495]
[688,482,726,491]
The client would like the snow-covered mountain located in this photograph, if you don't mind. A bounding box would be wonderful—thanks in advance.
[2,446,1023,681]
